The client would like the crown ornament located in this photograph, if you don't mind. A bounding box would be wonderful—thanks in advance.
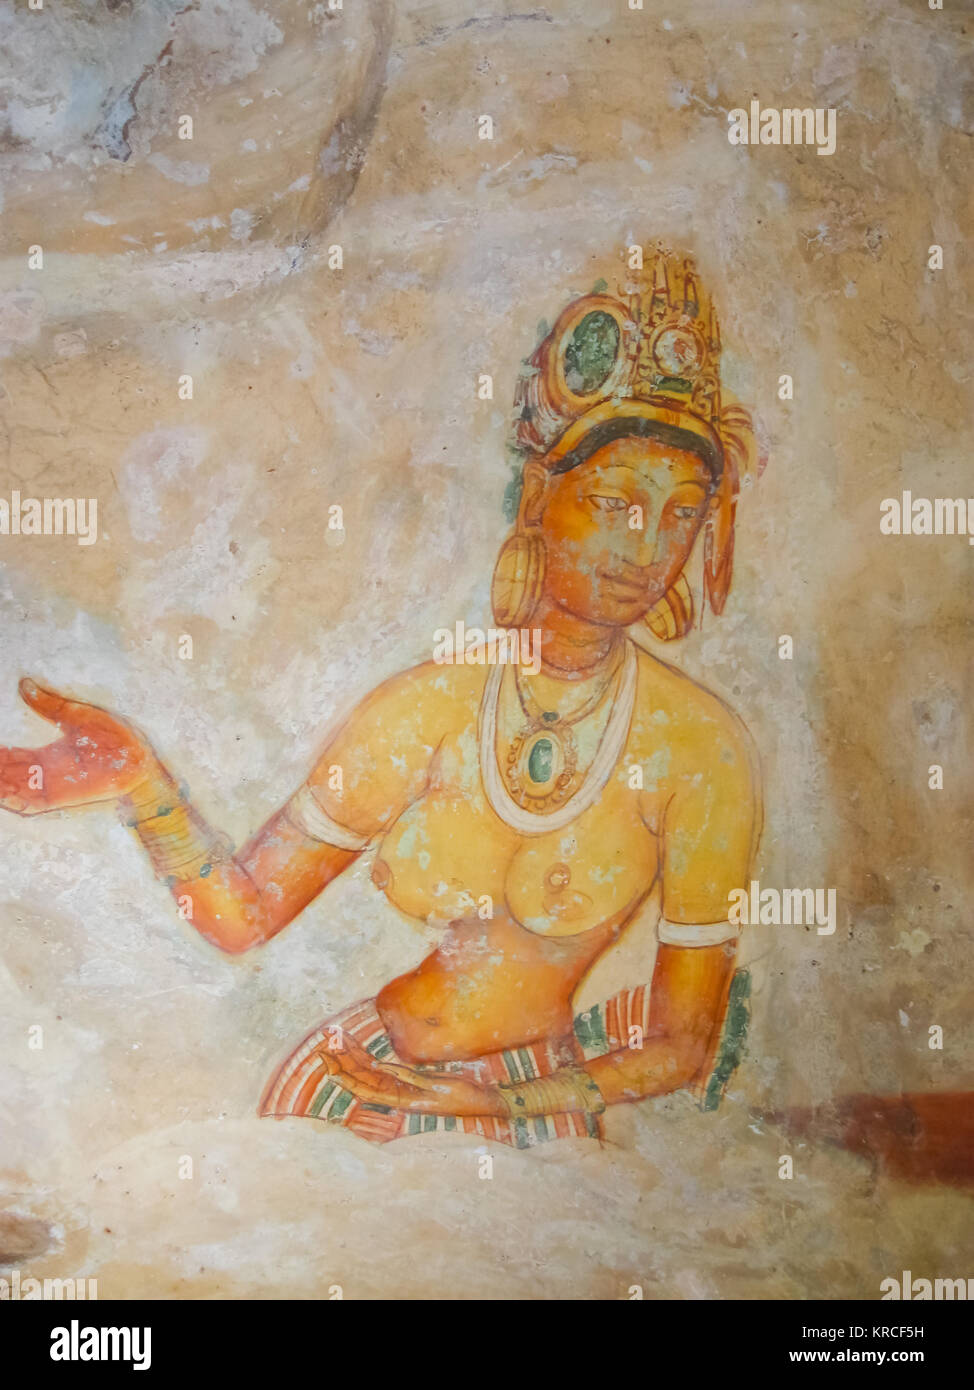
[506,245,766,629]
[514,247,736,474]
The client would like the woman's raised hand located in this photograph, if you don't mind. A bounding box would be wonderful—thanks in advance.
[0,678,155,816]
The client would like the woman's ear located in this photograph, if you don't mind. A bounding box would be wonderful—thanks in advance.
[518,460,549,528]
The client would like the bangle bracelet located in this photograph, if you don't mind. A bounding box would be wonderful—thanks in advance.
[120,768,233,884]
[497,1066,606,1119]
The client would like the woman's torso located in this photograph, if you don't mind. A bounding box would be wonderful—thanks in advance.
[373,651,662,1062]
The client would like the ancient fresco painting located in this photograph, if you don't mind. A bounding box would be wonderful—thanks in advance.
[1,0,972,1308]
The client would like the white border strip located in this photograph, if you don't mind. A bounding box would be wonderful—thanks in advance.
[285,784,371,851]
[657,917,741,948]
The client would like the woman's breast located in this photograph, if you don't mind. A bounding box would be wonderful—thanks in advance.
[503,780,657,936]
[372,737,659,938]
[372,789,511,925]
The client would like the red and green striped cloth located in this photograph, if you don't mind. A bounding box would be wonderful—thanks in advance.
[259,971,750,1149]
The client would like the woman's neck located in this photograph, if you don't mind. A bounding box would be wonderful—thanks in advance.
[531,596,623,680]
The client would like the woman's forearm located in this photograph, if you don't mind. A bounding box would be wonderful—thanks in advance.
[490,1035,706,1121]
[583,1034,710,1105]
[586,941,736,1105]
[119,759,357,953]
[494,944,735,1116]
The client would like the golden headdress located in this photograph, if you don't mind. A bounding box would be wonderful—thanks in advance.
[504,247,766,637]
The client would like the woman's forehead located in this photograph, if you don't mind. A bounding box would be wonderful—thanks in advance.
[572,435,710,482]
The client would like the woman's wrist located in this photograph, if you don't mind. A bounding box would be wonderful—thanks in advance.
[120,758,177,821]
[495,1066,606,1120]
[119,759,233,885]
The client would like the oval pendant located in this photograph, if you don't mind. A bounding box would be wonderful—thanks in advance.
[510,726,576,807]
[480,641,639,835]
[528,736,554,784]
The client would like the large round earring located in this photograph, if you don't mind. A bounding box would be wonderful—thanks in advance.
[643,571,695,641]
[491,530,546,627]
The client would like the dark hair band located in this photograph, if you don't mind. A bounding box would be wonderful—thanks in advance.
[550,415,722,480]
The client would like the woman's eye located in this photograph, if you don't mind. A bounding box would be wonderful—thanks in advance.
[589,495,628,512]
[673,505,700,520]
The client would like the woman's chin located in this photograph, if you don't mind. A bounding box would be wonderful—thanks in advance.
[555,590,659,629]
[588,596,654,628]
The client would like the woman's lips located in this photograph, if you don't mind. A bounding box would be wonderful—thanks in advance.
[598,568,649,600]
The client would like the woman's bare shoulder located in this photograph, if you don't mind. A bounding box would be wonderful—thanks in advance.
[628,641,758,767]
[304,658,488,814]
[342,655,487,732]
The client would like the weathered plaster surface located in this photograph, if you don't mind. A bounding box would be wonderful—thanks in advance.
[0,0,972,1298]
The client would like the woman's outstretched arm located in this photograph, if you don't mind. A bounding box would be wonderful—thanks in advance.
[0,679,363,953]
[121,757,362,954]
[0,667,444,954]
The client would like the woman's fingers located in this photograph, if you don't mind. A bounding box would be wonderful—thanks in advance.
[318,1050,375,1086]
[316,1045,427,1107]
[18,678,73,727]
[380,1063,443,1093]
[335,1052,388,1089]
[321,1035,461,1101]
[329,1066,408,1106]
[18,677,130,742]
[316,1032,473,1111]
[325,1033,390,1079]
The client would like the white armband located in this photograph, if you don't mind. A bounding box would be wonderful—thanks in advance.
[284,784,371,851]
[657,917,741,948]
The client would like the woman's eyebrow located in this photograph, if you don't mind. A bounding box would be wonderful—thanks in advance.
[586,463,652,484]
[640,471,711,493]
[585,464,710,492]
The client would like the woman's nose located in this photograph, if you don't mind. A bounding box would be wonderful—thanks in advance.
[623,508,663,565]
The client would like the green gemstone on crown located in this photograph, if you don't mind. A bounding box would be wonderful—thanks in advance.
[564,311,620,394]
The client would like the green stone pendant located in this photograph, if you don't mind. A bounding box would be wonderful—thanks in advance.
[506,719,577,810]
[528,736,554,784]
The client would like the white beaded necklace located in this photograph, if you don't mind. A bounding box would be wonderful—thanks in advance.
[478,639,639,836]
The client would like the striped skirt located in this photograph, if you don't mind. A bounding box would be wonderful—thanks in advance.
[258,972,750,1149]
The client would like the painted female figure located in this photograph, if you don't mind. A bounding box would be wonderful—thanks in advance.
[0,249,764,1148]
